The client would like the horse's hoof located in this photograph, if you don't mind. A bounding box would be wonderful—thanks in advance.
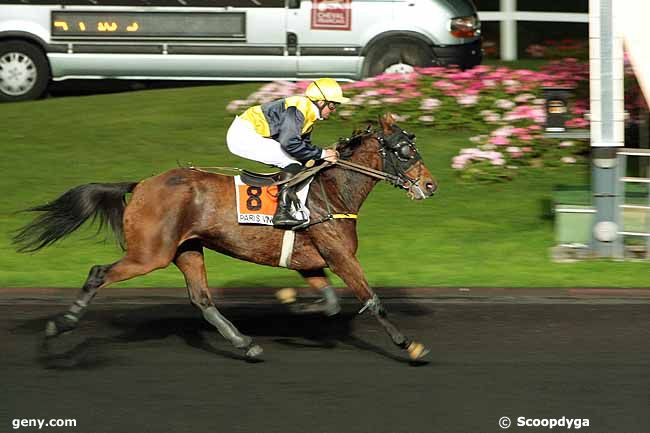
[44,320,59,338]
[275,288,297,304]
[245,344,264,359]
[45,315,77,338]
[406,341,429,361]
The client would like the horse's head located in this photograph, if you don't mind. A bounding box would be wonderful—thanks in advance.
[337,113,437,200]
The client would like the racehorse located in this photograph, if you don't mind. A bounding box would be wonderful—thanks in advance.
[14,113,437,361]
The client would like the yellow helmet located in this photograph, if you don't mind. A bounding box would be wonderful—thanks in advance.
[305,78,350,104]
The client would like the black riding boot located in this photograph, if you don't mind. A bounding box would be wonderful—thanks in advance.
[273,164,306,227]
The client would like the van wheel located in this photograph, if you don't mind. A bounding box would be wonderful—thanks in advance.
[363,39,434,78]
[0,40,50,102]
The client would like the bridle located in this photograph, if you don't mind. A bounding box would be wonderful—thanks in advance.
[268,126,428,231]
[335,126,424,195]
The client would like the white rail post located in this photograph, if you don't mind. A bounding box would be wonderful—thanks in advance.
[499,0,517,61]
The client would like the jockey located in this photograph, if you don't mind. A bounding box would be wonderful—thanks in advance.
[226,77,349,227]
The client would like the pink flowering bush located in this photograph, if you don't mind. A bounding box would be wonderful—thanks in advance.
[447,59,593,182]
[227,60,587,131]
[226,59,593,182]
[226,81,311,113]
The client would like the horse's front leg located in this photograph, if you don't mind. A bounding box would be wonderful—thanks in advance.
[314,235,428,360]
[358,291,429,360]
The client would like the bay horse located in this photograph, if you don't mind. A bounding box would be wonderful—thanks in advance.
[14,113,437,361]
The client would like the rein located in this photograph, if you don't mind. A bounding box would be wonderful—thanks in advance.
[334,159,401,184]
[334,158,420,191]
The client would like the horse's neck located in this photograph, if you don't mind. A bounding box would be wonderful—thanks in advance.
[322,144,382,213]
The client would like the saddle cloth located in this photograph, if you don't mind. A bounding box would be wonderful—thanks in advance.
[234,176,311,225]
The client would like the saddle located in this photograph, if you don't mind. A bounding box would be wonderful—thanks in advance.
[240,170,284,187]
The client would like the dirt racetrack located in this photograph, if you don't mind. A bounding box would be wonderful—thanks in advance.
[1,288,649,433]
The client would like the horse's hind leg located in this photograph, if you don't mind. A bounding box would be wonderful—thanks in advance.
[174,240,263,359]
[300,269,341,315]
[46,249,177,337]
[45,262,115,337]
[278,269,341,316]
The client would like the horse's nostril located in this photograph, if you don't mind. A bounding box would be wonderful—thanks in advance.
[425,182,437,193]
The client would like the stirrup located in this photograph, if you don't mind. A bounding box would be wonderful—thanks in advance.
[273,219,305,228]
[272,201,305,226]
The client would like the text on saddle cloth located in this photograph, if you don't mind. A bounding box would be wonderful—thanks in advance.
[234,176,312,225]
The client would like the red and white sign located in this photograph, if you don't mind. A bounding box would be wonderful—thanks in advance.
[311,0,351,31]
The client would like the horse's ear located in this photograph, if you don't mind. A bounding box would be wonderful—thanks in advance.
[379,113,396,134]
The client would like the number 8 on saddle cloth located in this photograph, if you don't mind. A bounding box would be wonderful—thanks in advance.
[234,176,312,226]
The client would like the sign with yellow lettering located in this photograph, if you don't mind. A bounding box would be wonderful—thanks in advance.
[51,11,246,40]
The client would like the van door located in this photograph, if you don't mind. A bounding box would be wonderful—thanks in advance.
[214,0,296,78]
[287,0,384,79]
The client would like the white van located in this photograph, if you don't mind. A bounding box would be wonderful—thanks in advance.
[0,0,482,102]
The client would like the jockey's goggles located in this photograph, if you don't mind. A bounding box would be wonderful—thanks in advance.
[326,101,340,110]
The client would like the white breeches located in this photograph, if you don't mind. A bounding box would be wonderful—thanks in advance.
[226,116,299,168]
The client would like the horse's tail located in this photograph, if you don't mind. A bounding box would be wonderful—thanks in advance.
[13,182,139,253]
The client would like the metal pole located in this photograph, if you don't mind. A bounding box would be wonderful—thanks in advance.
[500,0,517,61]
[614,153,625,259]
[590,0,625,257]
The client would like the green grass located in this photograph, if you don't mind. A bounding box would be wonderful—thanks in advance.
[1,83,649,289]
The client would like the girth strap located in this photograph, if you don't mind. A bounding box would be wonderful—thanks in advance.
[279,230,295,267]
[332,213,358,219]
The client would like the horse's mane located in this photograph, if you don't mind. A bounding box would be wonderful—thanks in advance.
[335,127,375,160]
